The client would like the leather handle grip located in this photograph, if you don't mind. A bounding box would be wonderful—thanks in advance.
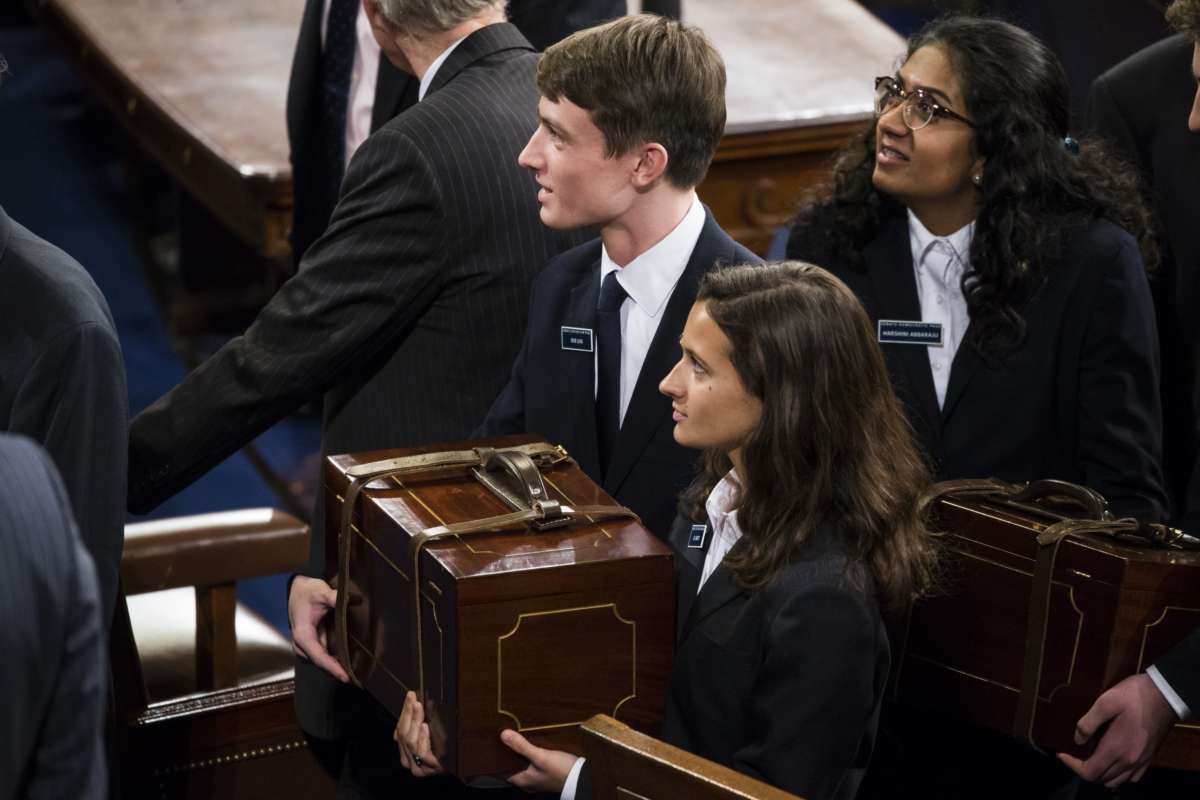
[483,450,552,508]
[1008,479,1110,521]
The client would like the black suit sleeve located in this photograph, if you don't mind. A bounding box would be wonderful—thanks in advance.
[1076,235,1167,521]
[1155,628,1200,712]
[575,760,593,800]
[129,126,446,514]
[10,320,126,626]
[732,583,880,800]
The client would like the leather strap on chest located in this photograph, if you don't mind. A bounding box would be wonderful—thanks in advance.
[332,443,640,694]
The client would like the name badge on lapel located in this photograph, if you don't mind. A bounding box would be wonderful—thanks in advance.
[561,326,594,352]
[877,319,943,347]
[687,524,708,549]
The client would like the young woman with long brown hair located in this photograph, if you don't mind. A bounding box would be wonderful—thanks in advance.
[395,262,937,799]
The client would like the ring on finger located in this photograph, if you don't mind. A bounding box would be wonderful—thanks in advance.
[413,755,425,768]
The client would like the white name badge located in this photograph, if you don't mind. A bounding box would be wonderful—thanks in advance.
[877,319,943,346]
[561,326,594,352]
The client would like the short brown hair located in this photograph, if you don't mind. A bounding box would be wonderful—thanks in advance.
[1167,0,1200,40]
[536,14,726,189]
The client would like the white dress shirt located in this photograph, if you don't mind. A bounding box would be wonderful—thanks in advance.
[561,468,742,800]
[321,0,381,169]
[700,470,743,591]
[907,210,973,409]
[1147,664,1191,719]
[418,36,468,100]
[597,195,704,422]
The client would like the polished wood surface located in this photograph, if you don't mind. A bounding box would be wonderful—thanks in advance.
[122,508,309,594]
[694,0,903,253]
[325,437,676,779]
[896,492,1200,770]
[38,0,900,265]
[113,510,333,798]
[581,715,803,800]
[36,0,298,261]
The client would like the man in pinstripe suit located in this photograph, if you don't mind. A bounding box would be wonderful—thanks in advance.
[127,0,584,792]
[0,433,107,800]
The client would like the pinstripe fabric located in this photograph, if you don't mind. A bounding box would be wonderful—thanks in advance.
[129,23,581,538]
[0,433,106,799]
[127,26,586,738]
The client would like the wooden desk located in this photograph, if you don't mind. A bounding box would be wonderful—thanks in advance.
[38,0,901,268]
[694,0,904,254]
[36,0,299,264]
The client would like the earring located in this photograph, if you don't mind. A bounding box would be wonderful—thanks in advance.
[972,174,982,185]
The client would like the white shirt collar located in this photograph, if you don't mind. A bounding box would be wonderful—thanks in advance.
[907,209,975,280]
[704,469,741,525]
[418,35,468,101]
[699,469,744,590]
[599,194,704,316]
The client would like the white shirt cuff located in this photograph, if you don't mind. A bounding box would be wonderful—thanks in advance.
[1147,664,1190,720]
[561,756,586,800]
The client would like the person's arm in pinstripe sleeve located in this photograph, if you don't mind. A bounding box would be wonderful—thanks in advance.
[128,126,446,514]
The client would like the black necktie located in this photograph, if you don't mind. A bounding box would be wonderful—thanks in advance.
[318,0,359,204]
[596,271,628,474]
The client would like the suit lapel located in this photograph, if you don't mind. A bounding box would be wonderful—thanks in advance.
[940,332,982,422]
[864,218,942,444]
[679,542,747,644]
[562,264,603,481]
[669,515,714,643]
[603,211,727,492]
[424,23,533,98]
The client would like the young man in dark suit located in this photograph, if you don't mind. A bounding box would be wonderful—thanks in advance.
[1061,0,1200,790]
[128,1,585,793]
[286,0,626,267]
[475,14,761,541]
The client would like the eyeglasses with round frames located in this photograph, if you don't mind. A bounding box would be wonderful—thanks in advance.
[874,76,977,130]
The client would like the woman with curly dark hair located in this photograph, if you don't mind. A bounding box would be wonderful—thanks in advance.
[787,15,1168,522]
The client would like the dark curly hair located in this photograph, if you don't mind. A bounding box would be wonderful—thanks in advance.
[787,15,1158,357]
[1167,0,1200,41]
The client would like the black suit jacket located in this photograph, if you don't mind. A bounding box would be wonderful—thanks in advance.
[582,514,887,800]
[286,0,625,267]
[1086,34,1200,531]
[129,23,584,736]
[477,210,760,538]
[507,0,625,51]
[0,204,127,627]
[1157,628,1200,712]
[286,0,418,267]
[0,434,106,800]
[789,215,1167,521]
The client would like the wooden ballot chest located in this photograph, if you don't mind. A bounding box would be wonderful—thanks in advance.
[324,437,675,779]
[894,479,1200,769]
